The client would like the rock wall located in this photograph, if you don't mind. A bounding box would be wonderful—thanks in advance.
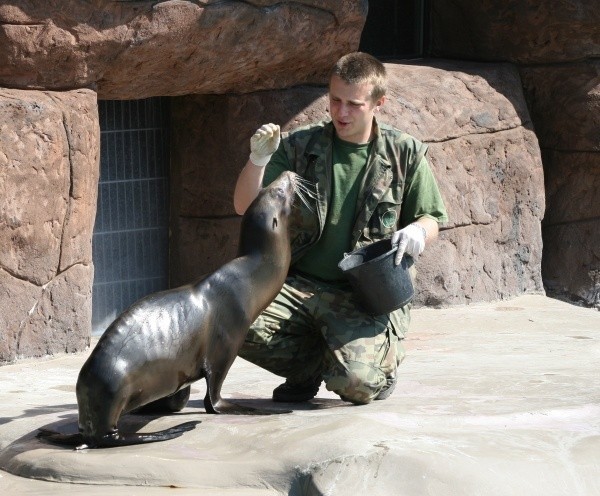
[430,0,599,64]
[171,60,545,305]
[0,0,367,99]
[2,0,594,362]
[522,62,600,306]
[0,0,366,363]
[169,87,333,286]
[0,89,99,362]
[430,0,600,306]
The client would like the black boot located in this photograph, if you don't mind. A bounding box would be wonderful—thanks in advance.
[272,377,322,402]
[374,374,397,400]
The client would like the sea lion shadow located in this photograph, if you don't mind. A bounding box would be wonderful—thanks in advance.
[185,397,290,414]
[187,396,347,412]
[0,403,79,426]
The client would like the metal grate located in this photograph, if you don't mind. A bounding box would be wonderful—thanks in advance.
[92,98,170,335]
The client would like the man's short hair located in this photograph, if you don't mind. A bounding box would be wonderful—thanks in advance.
[329,52,387,101]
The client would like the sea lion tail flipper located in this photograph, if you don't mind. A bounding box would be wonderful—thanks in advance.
[98,420,201,448]
[38,421,200,449]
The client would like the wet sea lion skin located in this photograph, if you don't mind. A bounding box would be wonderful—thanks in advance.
[37,171,297,448]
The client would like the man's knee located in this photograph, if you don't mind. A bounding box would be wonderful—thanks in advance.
[325,364,386,405]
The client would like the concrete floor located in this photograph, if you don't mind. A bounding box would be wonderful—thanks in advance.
[0,295,599,495]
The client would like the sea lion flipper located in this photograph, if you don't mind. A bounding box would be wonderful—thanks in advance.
[37,421,201,449]
[101,420,201,447]
[165,420,200,433]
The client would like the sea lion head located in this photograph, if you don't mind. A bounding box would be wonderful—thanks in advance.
[238,171,298,258]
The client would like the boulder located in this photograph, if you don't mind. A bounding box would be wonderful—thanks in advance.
[170,60,546,305]
[0,0,367,99]
[429,0,600,64]
[0,88,99,363]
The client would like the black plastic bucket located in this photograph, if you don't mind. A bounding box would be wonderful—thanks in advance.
[338,238,414,316]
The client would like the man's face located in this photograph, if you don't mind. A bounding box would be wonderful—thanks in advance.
[328,74,385,144]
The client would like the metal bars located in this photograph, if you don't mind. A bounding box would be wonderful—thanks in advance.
[92,98,170,335]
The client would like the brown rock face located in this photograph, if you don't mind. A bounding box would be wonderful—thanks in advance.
[169,87,331,286]
[0,0,367,363]
[429,0,600,64]
[6,0,589,363]
[0,0,367,99]
[171,60,545,305]
[521,62,600,152]
[0,89,99,362]
[428,0,599,306]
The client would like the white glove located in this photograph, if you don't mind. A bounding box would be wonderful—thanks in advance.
[392,223,427,266]
[249,123,280,167]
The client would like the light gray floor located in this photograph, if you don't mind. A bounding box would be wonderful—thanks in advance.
[1,295,598,495]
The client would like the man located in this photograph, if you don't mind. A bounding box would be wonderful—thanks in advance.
[233,52,448,405]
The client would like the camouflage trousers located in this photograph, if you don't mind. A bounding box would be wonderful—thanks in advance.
[238,273,411,404]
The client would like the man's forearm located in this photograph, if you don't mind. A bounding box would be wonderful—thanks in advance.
[413,217,439,244]
[233,160,265,215]
[234,123,280,215]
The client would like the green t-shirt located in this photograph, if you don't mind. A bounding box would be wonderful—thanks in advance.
[401,156,449,226]
[292,136,371,281]
[263,124,448,283]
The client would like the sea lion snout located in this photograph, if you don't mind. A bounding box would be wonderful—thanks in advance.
[266,171,298,214]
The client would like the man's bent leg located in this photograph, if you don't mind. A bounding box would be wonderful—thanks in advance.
[315,287,410,404]
[238,276,325,385]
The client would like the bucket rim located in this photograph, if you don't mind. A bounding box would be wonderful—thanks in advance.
[339,239,398,272]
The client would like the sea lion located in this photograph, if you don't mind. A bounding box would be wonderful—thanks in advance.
[37,171,299,449]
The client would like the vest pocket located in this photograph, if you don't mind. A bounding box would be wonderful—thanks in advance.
[371,186,403,236]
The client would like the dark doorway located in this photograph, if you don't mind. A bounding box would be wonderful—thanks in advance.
[92,98,170,335]
[359,0,428,59]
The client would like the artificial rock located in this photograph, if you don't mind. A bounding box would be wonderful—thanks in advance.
[170,60,545,305]
[0,0,367,99]
[0,88,99,362]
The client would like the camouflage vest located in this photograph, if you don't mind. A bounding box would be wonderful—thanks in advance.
[282,119,428,264]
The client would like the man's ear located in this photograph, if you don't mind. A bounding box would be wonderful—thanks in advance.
[375,95,386,109]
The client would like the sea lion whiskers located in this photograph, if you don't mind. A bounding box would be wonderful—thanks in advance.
[293,177,317,212]
[295,175,317,192]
